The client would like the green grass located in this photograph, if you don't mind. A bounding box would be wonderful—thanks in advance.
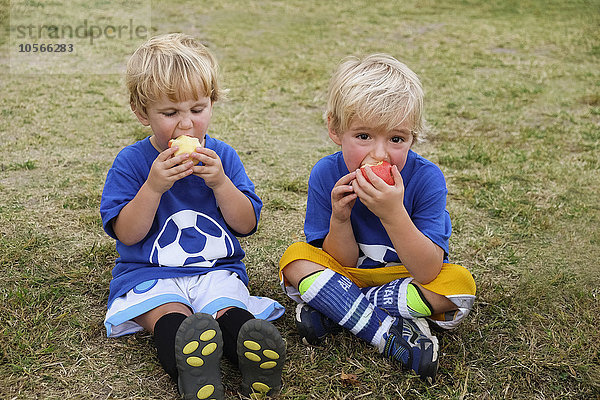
[1,0,599,398]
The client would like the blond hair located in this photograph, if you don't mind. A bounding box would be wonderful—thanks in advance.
[326,54,425,142]
[126,33,225,113]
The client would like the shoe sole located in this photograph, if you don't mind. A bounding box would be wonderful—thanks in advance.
[237,319,286,397]
[175,313,224,400]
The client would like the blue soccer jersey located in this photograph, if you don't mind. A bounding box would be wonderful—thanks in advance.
[100,135,262,308]
[304,150,451,268]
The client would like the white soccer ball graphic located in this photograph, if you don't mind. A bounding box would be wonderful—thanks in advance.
[357,243,397,267]
[150,210,234,267]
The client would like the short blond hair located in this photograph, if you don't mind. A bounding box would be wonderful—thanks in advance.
[326,54,425,142]
[126,33,224,114]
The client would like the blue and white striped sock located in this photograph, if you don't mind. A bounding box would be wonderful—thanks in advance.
[299,269,394,351]
[362,278,433,319]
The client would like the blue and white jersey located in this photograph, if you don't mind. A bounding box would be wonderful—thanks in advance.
[100,135,262,308]
[304,150,451,268]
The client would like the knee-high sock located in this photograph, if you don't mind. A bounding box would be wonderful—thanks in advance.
[362,278,433,319]
[217,307,254,365]
[154,312,188,381]
[299,269,394,351]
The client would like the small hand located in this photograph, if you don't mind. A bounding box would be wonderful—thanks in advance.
[190,147,227,189]
[331,171,358,223]
[353,164,405,220]
[146,146,194,194]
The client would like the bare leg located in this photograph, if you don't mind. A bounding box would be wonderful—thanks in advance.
[412,283,458,314]
[282,259,326,289]
[134,302,193,333]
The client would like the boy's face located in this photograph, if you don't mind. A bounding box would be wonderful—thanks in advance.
[329,117,414,173]
[134,95,213,151]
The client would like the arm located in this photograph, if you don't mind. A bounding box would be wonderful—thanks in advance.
[113,147,194,246]
[379,205,444,284]
[354,165,443,283]
[322,171,360,267]
[191,148,257,235]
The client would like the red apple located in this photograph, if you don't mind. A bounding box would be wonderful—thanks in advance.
[168,135,201,165]
[360,160,395,185]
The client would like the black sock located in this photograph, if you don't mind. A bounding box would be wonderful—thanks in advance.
[153,312,188,381]
[217,307,254,365]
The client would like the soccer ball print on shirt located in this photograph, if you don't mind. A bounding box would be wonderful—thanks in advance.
[150,209,234,267]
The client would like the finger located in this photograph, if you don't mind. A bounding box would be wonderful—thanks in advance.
[360,166,383,185]
[190,164,209,175]
[195,147,217,158]
[355,167,371,184]
[331,183,355,200]
[351,176,375,199]
[357,167,389,191]
[189,152,204,166]
[391,165,403,187]
[167,160,194,175]
[353,168,374,192]
[193,152,219,166]
[336,171,357,186]
[171,167,194,181]
[157,146,179,161]
[165,153,191,168]
[338,192,357,207]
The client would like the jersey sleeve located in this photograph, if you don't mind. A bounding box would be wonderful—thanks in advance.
[409,165,452,259]
[217,142,262,237]
[304,160,335,247]
[100,147,147,240]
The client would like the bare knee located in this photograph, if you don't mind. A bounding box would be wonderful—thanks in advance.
[282,259,325,289]
[134,302,193,333]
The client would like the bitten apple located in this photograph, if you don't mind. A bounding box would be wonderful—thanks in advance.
[360,160,395,185]
[168,135,201,165]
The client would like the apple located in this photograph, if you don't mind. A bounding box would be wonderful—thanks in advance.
[360,160,395,185]
[168,135,201,165]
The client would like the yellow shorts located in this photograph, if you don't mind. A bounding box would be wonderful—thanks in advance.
[279,242,476,330]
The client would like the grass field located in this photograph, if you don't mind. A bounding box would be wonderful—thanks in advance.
[1,0,599,398]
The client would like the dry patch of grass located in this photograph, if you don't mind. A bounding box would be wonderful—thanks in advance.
[1,0,599,399]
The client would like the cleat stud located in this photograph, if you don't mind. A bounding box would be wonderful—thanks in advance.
[262,349,280,359]
[196,384,214,399]
[200,329,217,341]
[243,340,261,351]
[244,351,261,362]
[251,382,271,393]
[186,356,204,367]
[201,342,217,356]
[183,341,199,354]
[260,361,277,369]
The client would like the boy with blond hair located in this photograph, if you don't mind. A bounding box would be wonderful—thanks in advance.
[100,33,285,399]
[279,54,476,381]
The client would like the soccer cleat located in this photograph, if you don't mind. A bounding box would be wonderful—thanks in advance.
[382,316,439,382]
[237,319,286,397]
[295,303,342,346]
[174,313,224,400]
